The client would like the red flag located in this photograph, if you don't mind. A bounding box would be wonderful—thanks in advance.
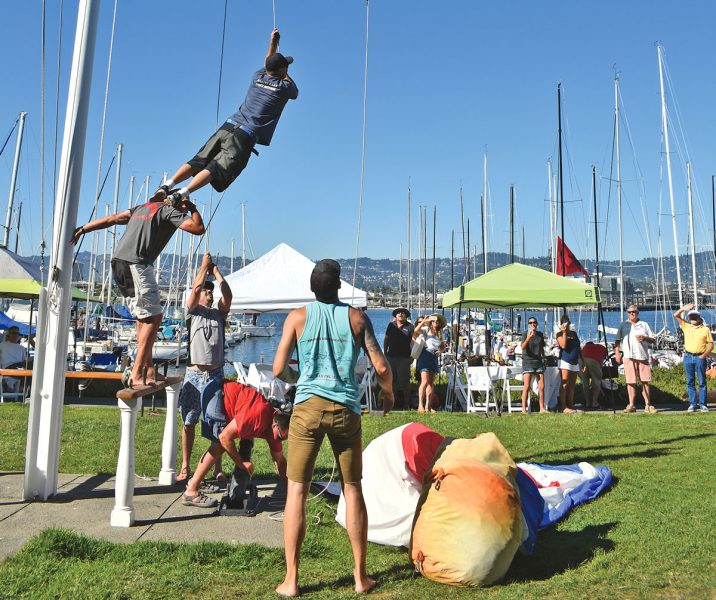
[556,236,589,277]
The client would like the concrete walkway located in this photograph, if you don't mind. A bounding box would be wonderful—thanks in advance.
[0,473,286,562]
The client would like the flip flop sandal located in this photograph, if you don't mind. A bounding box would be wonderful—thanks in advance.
[181,492,217,508]
[199,481,221,493]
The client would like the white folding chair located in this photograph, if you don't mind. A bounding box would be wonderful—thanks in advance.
[232,361,249,384]
[466,366,496,412]
[0,374,25,403]
[501,367,526,413]
[444,362,469,412]
[357,362,377,411]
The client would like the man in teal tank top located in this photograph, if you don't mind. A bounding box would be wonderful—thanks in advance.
[273,259,394,597]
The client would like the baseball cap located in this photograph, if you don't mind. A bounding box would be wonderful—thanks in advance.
[310,259,341,295]
[265,52,294,72]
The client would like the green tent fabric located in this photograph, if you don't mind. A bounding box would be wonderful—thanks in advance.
[442,263,601,309]
[0,248,96,301]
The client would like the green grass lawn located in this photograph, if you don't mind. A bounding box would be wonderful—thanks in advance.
[1,398,715,598]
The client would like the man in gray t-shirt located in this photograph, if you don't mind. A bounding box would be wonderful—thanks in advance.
[71,198,205,387]
[179,253,234,506]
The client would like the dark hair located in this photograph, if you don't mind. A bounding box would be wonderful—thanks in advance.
[560,314,570,324]
[310,259,341,298]
[273,412,290,431]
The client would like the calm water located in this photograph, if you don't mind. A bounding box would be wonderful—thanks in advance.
[222,307,704,369]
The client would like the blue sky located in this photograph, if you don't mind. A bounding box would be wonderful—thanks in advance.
[2,0,716,267]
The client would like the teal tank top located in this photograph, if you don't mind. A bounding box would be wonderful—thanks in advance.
[295,301,360,414]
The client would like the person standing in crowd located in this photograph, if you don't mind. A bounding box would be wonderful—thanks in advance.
[383,308,414,410]
[580,341,607,409]
[412,313,446,413]
[556,314,581,414]
[177,252,232,488]
[674,303,713,413]
[272,258,394,597]
[520,317,546,413]
[615,305,657,414]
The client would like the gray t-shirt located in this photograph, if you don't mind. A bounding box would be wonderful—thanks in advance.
[113,202,188,265]
[187,305,225,367]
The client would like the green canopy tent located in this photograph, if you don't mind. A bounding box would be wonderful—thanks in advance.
[442,263,600,309]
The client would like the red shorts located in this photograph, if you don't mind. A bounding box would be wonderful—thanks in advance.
[624,359,651,384]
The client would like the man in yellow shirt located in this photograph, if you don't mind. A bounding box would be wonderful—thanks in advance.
[674,303,713,412]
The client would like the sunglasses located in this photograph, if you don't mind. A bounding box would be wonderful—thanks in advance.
[627,310,638,314]
[528,321,537,325]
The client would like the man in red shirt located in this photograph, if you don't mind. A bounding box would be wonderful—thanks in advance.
[182,381,289,507]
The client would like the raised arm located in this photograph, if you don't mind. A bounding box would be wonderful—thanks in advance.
[176,199,205,236]
[70,209,131,245]
[186,252,213,312]
[673,303,693,325]
[267,28,280,59]
[213,262,232,314]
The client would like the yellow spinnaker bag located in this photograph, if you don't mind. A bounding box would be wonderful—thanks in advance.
[409,432,523,586]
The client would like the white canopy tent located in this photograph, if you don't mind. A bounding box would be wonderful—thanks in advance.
[221,243,368,313]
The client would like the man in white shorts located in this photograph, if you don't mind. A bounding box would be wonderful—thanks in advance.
[71,197,205,387]
[615,305,657,413]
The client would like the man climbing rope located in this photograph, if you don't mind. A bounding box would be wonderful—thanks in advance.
[150,28,298,206]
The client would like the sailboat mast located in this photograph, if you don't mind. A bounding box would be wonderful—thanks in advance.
[686,162,698,308]
[615,76,625,320]
[592,165,606,343]
[432,205,436,313]
[548,160,555,272]
[557,83,565,276]
[108,143,122,310]
[712,175,716,271]
[483,151,488,274]
[509,185,514,329]
[407,183,411,312]
[658,44,683,307]
[3,111,27,248]
[25,0,100,500]
[241,203,246,268]
[480,196,486,274]
[460,185,466,281]
[399,242,403,306]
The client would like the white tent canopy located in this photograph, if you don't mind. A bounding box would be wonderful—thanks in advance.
[222,243,368,313]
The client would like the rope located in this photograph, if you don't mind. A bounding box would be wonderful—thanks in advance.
[351,0,370,300]
[0,118,18,160]
[40,1,46,280]
[52,0,64,238]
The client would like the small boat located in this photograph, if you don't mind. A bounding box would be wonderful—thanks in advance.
[237,312,275,338]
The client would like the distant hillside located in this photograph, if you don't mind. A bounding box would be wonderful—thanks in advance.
[18,249,716,294]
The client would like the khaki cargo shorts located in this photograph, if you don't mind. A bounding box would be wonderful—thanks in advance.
[287,396,362,485]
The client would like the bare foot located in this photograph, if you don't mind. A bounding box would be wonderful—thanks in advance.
[355,574,376,594]
[275,580,298,597]
[562,407,577,414]
[417,406,425,413]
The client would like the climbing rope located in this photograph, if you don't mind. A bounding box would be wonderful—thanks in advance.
[351,0,370,301]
